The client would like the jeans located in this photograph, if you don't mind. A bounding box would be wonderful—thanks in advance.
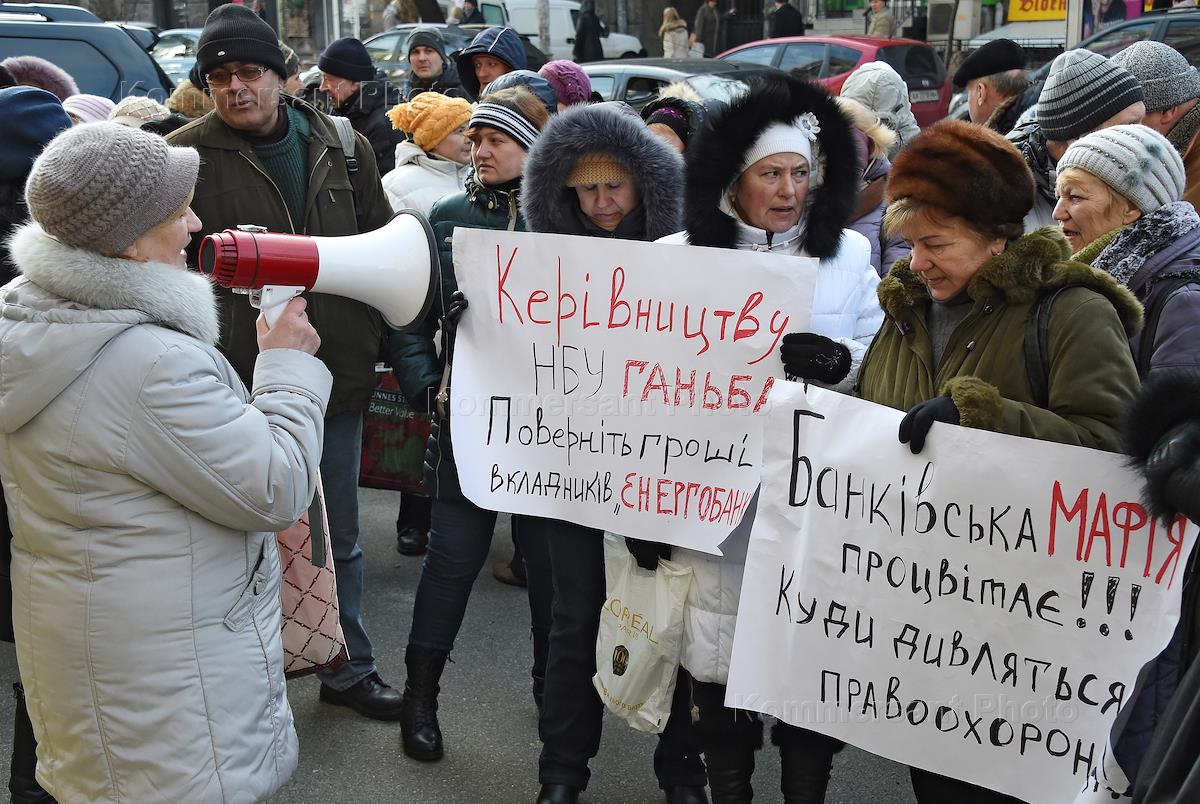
[531,518,706,791]
[409,497,495,650]
[316,411,375,691]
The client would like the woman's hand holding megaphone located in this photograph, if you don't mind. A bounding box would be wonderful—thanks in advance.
[256,297,321,356]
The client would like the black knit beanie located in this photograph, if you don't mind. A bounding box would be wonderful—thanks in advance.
[319,37,375,83]
[196,4,287,81]
[405,29,447,61]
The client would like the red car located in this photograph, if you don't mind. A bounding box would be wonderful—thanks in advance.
[716,35,951,127]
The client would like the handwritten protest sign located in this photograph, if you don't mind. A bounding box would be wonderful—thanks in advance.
[726,382,1194,803]
[450,229,814,554]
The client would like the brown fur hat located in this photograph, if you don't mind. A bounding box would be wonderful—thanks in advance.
[887,119,1034,229]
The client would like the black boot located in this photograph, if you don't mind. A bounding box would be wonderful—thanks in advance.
[693,681,760,804]
[10,684,55,804]
[396,492,431,556]
[535,784,579,804]
[396,525,429,556]
[400,644,448,762]
[531,627,549,715]
[773,722,840,804]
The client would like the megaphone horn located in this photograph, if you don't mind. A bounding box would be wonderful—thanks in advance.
[199,209,439,331]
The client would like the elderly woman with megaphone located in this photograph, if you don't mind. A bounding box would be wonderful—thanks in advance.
[0,122,328,802]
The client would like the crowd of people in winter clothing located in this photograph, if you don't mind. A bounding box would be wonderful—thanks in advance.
[4,3,1200,801]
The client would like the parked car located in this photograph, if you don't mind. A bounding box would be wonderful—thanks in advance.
[363,22,548,86]
[0,2,173,100]
[581,58,785,109]
[717,34,951,126]
[506,0,644,61]
[151,27,202,86]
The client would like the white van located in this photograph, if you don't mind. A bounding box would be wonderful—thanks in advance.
[505,0,644,61]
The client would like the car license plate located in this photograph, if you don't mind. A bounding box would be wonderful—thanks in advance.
[910,89,939,104]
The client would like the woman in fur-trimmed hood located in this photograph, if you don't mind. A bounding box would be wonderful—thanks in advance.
[518,102,709,804]
[660,73,882,804]
[857,119,1143,802]
[522,101,683,240]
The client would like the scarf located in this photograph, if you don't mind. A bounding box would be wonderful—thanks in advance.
[1091,201,1200,286]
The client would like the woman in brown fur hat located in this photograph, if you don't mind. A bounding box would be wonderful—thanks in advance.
[855,119,1144,802]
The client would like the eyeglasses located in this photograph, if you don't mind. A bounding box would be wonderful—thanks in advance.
[205,65,270,86]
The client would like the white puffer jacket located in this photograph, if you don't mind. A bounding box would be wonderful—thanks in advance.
[657,225,881,684]
[382,139,470,215]
[0,224,332,803]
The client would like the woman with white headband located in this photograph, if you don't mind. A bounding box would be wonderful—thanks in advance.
[659,73,884,803]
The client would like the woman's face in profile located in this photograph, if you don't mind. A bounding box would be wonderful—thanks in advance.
[125,192,202,269]
[733,152,809,234]
[901,211,1004,302]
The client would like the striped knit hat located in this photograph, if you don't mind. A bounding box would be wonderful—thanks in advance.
[468,99,540,150]
[1037,50,1143,142]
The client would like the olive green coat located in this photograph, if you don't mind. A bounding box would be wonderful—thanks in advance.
[857,228,1143,451]
[168,96,393,417]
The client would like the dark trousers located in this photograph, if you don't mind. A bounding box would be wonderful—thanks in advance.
[529,517,706,791]
[909,768,1026,803]
[408,496,551,653]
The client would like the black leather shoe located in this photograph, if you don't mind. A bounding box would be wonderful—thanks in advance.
[319,672,403,721]
[396,526,429,556]
[666,786,710,804]
[535,784,579,804]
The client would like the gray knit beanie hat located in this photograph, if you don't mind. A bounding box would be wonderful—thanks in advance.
[1112,40,1200,112]
[1057,124,1185,214]
[25,122,200,254]
[1037,50,1144,142]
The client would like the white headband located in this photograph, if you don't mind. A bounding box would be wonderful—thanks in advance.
[739,112,821,175]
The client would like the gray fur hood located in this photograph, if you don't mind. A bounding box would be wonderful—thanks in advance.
[0,222,219,432]
[521,103,684,240]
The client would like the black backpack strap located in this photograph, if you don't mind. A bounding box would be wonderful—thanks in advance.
[1136,275,1194,380]
[1024,286,1074,409]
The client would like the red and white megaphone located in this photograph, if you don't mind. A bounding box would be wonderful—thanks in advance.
[199,209,438,329]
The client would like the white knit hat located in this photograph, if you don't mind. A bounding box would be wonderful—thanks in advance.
[1057,124,1185,214]
[738,114,820,175]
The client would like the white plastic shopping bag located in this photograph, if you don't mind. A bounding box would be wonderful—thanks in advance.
[592,533,692,733]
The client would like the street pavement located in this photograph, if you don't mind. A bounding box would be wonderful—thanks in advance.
[0,487,918,803]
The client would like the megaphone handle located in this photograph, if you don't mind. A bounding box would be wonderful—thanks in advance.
[252,285,308,328]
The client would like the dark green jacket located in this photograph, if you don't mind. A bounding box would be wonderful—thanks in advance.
[386,175,523,501]
[857,228,1143,450]
[168,96,393,417]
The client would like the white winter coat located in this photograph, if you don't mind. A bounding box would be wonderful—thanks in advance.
[662,27,690,58]
[382,139,470,216]
[658,222,882,684]
[0,224,332,803]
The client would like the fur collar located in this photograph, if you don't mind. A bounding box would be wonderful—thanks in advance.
[878,226,1143,337]
[8,223,220,344]
[521,104,683,240]
[682,75,857,258]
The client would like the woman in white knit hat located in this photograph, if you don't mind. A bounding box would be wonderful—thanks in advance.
[0,121,329,802]
[1054,123,1200,379]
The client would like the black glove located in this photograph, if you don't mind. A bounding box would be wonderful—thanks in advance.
[1145,421,1200,524]
[898,396,960,455]
[625,538,671,571]
[779,333,852,385]
[442,290,468,330]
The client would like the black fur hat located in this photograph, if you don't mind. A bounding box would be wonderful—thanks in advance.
[682,73,857,258]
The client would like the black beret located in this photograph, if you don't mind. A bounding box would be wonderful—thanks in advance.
[953,39,1027,88]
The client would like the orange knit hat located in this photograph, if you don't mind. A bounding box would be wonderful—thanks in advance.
[388,92,473,152]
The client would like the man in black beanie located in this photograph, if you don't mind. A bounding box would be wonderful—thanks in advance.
[168,3,403,722]
[319,36,403,173]
[401,28,462,99]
